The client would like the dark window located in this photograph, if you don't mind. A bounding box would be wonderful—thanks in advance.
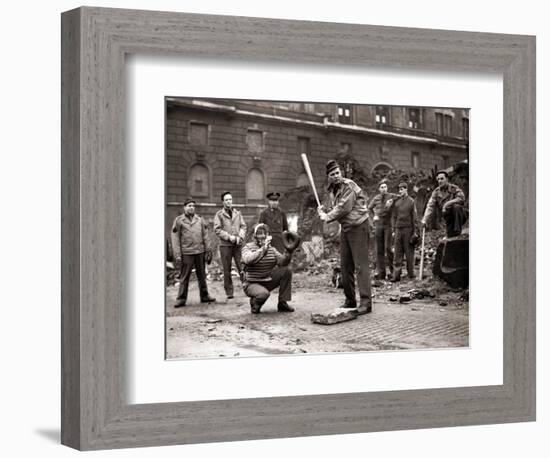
[463,117,469,140]
[442,155,449,168]
[408,108,421,129]
[444,115,453,136]
[337,105,352,124]
[436,113,444,135]
[411,151,420,169]
[375,106,390,125]
[189,122,208,145]
[247,130,264,153]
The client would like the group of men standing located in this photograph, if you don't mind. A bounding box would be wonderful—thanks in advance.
[171,189,296,314]
[367,169,467,283]
[368,171,468,282]
[170,159,467,317]
[318,161,467,316]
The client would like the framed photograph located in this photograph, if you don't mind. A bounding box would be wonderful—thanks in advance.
[163,97,471,361]
[61,7,535,450]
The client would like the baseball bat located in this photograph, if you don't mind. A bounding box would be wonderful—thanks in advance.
[300,153,321,207]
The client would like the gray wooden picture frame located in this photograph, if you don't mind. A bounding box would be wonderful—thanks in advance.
[61,6,536,451]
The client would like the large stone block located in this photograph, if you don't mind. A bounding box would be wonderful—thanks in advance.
[433,236,469,288]
[311,307,358,325]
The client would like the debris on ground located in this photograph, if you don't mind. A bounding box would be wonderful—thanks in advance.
[407,288,436,299]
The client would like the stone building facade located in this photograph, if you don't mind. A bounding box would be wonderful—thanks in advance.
[166,98,469,236]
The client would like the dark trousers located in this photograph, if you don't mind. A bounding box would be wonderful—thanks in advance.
[177,253,209,302]
[219,244,243,296]
[443,204,468,237]
[393,227,415,279]
[340,220,372,307]
[374,224,394,278]
[243,266,292,305]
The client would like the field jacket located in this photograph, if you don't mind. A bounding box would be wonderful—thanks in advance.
[324,178,369,232]
[213,208,247,247]
[171,214,210,258]
[422,183,466,224]
[368,192,399,227]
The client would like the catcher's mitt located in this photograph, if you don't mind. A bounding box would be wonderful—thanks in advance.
[282,231,301,253]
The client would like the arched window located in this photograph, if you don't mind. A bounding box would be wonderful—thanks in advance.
[246,168,265,202]
[371,162,394,177]
[188,163,210,198]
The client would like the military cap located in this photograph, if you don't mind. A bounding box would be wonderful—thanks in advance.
[183,198,196,206]
[266,192,281,200]
[398,182,408,189]
[326,160,339,175]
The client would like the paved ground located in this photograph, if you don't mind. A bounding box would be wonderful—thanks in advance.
[166,270,469,359]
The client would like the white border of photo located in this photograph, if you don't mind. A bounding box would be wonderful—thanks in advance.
[127,56,503,404]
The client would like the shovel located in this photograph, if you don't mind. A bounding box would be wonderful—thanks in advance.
[418,226,426,281]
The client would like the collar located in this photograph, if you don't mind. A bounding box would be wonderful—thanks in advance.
[222,208,235,217]
[181,214,199,224]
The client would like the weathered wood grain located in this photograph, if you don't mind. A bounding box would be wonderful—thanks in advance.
[61,6,536,450]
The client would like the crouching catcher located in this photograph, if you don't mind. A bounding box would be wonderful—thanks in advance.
[241,224,300,314]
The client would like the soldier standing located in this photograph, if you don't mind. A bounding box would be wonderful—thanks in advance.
[170,199,216,308]
[368,180,398,280]
[390,182,419,282]
[317,160,372,315]
[213,191,247,300]
[258,191,288,253]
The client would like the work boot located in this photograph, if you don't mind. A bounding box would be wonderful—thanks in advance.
[250,298,262,314]
[342,299,357,308]
[174,299,186,308]
[355,302,372,315]
[277,301,295,312]
[200,295,216,303]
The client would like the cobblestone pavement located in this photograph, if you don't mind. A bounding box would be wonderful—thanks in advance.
[166,272,469,359]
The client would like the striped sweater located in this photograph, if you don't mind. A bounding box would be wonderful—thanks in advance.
[241,242,290,282]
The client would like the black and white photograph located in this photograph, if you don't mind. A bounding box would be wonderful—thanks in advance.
[3,0,544,455]
[165,98,470,359]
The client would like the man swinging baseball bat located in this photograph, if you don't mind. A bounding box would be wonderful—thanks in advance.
[303,156,372,315]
